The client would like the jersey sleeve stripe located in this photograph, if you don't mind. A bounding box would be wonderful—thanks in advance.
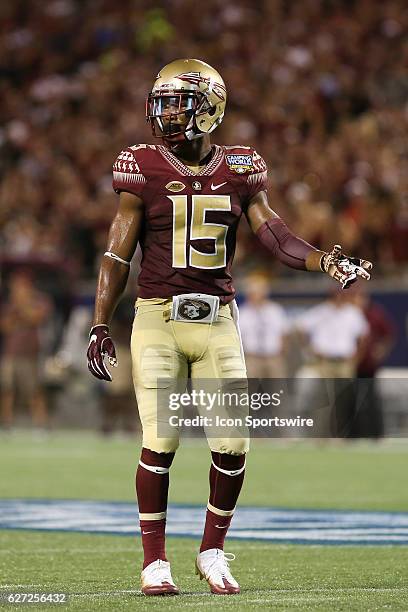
[113,171,146,184]
[247,171,267,185]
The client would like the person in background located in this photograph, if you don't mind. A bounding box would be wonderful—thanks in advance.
[349,287,396,438]
[53,295,137,435]
[296,290,369,378]
[239,272,289,378]
[295,289,369,436]
[0,271,53,430]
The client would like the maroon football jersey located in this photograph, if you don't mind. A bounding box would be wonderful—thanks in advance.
[112,144,267,304]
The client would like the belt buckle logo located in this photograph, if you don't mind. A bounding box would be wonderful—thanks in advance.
[178,299,211,321]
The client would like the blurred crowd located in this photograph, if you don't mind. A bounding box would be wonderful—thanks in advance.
[0,1,407,432]
[1,0,407,285]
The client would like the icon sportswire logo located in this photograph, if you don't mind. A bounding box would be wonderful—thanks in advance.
[210,181,227,191]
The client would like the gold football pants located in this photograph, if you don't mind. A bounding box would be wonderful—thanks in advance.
[131,298,249,455]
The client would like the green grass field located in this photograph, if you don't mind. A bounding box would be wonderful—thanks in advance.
[1,432,408,610]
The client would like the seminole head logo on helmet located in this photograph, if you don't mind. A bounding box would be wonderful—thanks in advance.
[176,72,226,102]
[146,59,227,142]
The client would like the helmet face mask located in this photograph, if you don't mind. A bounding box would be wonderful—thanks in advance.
[146,59,227,142]
[146,92,199,140]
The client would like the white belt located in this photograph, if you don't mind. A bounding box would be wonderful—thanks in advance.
[170,293,220,324]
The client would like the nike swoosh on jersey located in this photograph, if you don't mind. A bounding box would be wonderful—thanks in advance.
[214,524,228,529]
[210,181,227,191]
[142,530,156,535]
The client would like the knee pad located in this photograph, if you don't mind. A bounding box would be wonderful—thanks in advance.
[140,402,180,453]
[141,435,180,455]
[209,437,250,456]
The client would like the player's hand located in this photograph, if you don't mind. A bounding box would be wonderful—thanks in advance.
[321,244,372,290]
[87,324,117,381]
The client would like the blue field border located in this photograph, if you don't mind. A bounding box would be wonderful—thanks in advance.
[1,525,408,547]
[1,499,408,546]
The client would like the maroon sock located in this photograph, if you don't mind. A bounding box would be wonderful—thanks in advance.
[200,510,232,552]
[139,518,167,569]
[200,452,246,553]
[136,447,175,569]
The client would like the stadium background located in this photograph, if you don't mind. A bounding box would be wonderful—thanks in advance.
[1,0,407,431]
[0,1,408,609]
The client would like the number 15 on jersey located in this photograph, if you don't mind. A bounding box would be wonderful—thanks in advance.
[169,195,231,270]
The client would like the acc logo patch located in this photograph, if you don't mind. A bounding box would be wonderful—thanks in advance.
[166,181,186,192]
[226,154,254,174]
[177,299,211,321]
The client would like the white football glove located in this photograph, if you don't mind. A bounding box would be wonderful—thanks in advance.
[321,244,372,289]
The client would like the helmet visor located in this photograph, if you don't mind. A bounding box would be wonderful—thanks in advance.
[149,94,196,116]
[147,93,198,137]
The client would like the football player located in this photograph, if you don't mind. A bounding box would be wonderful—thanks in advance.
[87,59,372,596]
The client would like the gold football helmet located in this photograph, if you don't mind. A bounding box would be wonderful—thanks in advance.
[146,58,227,141]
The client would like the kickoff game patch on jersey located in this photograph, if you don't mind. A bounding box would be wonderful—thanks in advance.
[166,181,186,192]
[226,154,254,174]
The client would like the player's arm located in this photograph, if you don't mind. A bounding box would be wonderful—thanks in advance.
[87,191,144,381]
[246,190,372,288]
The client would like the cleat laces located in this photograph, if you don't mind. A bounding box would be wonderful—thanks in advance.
[144,560,175,586]
[207,551,237,586]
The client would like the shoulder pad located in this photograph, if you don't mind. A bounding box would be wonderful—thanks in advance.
[113,146,151,194]
[113,147,144,176]
[113,144,158,175]
[223,145,266,175]
[128,144,158,152]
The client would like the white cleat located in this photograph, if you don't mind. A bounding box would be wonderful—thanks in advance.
[141,559,179,596]
[195,548,240,595]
